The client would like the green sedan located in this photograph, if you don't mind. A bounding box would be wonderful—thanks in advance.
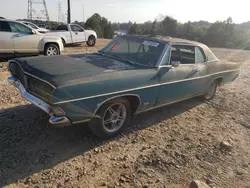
[7,35,240,138]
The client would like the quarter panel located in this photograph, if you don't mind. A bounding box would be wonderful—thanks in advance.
[52,69,161,122]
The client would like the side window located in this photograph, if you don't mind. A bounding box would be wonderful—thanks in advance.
[56,25,68,31]
[161,47,171,65]
[70,25,84,32]
[0,21,11,32]
[171,45,195,64]
[195,47,206,63]
[9,22,32,34]
[27,23,38,29]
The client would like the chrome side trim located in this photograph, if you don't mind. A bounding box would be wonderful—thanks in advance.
[72,119,91,124]
[8,60,56,89]
[135,93,203,114]
[54,69,239,105]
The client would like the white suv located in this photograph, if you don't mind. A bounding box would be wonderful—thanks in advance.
[21,21,50,33]
[0,20,64,57]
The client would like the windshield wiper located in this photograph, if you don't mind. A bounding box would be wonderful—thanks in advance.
[96,50,105,56]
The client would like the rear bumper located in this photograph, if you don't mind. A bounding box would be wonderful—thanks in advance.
[8,76,71,127]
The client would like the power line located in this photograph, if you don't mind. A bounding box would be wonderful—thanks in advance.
[27,0,50,21]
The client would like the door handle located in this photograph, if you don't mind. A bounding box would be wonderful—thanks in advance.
[75,32,78,35]
[12,34,20,38]
[194,68,200,72]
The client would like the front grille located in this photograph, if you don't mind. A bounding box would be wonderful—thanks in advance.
[9,62,26,87]
[27,76,54,102]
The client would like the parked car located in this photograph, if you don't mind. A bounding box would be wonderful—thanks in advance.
[0,19,64,57]
[45,24,97,46]
[7,35,240,138]
[21,21,50,33]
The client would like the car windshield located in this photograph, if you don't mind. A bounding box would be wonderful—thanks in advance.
[100,36,166,67]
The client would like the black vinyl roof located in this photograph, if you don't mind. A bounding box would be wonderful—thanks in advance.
[124,34,204,46]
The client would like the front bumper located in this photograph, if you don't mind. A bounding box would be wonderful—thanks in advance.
[8,76,71,127]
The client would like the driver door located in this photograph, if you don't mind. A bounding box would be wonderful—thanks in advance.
[70,24,86,43]
[9,21,40,53]
[156,45,202,105]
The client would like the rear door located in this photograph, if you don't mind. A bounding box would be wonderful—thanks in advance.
[156,45,202,105]
[0,20,14,54]
[194,46,208,93]
[9,21,41,53]
[70,24,86,43]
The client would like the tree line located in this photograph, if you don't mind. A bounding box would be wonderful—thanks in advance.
[85,13,250,50]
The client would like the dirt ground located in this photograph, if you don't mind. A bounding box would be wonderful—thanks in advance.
[0,40,250,188]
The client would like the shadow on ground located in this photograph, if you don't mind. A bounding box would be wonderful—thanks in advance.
[0,98,202,186]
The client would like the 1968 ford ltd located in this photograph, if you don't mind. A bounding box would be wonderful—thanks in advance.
[7,35,240,138]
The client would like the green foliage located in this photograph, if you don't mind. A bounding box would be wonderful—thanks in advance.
[112,16,250,49]
[85,13,114,39]
[128,22,142,34]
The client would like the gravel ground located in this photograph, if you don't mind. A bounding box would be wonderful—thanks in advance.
[0,41,250,188]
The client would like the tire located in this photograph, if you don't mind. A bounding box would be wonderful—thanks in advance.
[88,98,131,139]
[202,80,218,100]
[44,44,60,56]
[87,35,96,47]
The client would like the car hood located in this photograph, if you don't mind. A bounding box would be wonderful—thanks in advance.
[12,54,137,87]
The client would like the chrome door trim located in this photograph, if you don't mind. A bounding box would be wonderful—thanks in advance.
[54,69,239,105]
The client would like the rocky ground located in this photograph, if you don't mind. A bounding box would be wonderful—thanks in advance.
[0,40,250,188]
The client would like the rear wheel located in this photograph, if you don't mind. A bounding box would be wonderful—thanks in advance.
[44,44,59,56]
[202,81,218,100]
[88,98,131,138]
[87,35,96,46]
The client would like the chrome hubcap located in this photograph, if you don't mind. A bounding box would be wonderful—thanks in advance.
[103,103,127,133]
[47,47,58,56]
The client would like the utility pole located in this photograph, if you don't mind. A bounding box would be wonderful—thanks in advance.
[67,0,71,24]
[57,1,62,22]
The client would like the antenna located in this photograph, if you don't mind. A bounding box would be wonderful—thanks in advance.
[27,0,50,21]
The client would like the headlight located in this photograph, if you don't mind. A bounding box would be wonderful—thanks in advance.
[52,107,66,116]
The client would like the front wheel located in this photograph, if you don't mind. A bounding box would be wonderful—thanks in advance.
[88,98,131,139]
[44,44,60,56]
[202,81,218,100]
[87,36,96,46]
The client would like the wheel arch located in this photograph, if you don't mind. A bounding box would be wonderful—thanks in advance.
[61,37,66,45]
[44,42,60,55]
[211,77,223,86]
[88,34,96,40]
[94,94,141,116]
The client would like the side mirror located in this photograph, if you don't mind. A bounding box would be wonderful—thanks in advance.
[171,61,180,67]
[32,30,36,34]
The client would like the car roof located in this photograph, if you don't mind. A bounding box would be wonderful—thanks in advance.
[123,34,206,47]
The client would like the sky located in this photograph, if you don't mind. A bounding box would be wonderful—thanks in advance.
[1,0,250,23]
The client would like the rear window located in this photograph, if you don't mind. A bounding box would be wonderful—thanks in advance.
[56,25,68,31]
